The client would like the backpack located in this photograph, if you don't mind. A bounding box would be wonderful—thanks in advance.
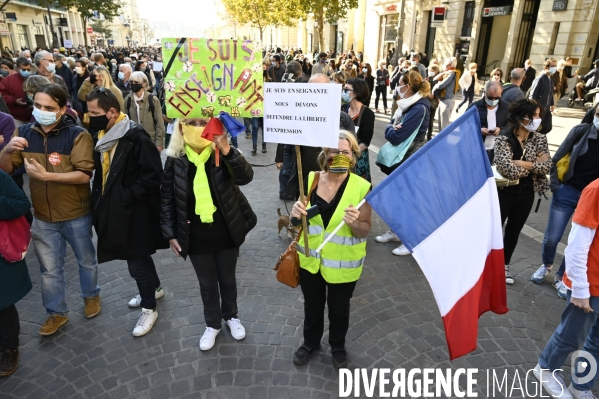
[127,93,157,130]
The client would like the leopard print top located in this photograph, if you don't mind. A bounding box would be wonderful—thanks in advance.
[494,130,551,195]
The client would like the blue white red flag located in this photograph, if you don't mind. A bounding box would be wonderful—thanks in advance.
[366,107,509,360]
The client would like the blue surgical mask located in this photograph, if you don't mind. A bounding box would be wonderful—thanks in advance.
[362,68,367,73]
[32,107,59,126]
[341,91,351,104]
[20,70,31,78]
[548,67,557,74]
[0,70,8,77]
[594,117,599,130]
[118,71,125,80]
[485,98,499,107]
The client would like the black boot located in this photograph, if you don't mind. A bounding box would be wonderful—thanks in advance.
[262,144,267,153]
[331,347,348,369]
[293,344,320,366]
[0,349,19,377]
[251,146,257,155]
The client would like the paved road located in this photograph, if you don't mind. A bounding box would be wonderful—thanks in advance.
[0,97,593,399]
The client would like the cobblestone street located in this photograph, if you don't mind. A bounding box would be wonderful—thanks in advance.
[0,104,593,399]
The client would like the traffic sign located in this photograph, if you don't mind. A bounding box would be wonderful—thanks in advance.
[87,27,93,34]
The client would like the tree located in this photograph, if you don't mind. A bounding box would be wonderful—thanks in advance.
[138,19,154,45]
[90,19,113,39]
[222,0,303,43]
[59,0,121,47]
[298,0,358,52]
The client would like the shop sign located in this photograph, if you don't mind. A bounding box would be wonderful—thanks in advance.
[86,27,93,34]
[431,7,446,27]
[483,6,512,17]
[552,0,568,11]
[386,4,397,12]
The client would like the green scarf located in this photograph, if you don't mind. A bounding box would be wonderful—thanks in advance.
[185,144,216,223]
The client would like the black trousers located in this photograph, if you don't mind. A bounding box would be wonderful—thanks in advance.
[190,248,239,329]
[498,185,535,265]
[300,268,357,351]
[456,87,474,110]
[375,85,388,110]
[0,305,20,350]
[127,256,161,310]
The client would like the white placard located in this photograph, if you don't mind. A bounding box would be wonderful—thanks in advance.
[63,39,73,48]
[152,61,163,72]
[263,83,341,148]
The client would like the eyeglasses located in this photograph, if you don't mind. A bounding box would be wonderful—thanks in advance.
[329,150,352,157]
[181,120,208,127]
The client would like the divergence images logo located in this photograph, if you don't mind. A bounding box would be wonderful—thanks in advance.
[571,350,598,385]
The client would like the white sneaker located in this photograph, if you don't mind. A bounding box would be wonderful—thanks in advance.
[569,384,598,399]
[132,308,158,337]
[392,244,411,256]
[505,265,515,285]
[199,327,221,350]
[533,363,573,399]
[226,318,246,340]
[375,230,400,243]
[128,287,165,308]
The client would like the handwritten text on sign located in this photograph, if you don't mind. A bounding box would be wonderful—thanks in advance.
[263,83,341,148]
[161,38,264,118]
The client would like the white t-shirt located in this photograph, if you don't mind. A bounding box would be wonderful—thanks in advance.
[484,106,498,150]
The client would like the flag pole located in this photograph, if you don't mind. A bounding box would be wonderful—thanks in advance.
[315,199,366,253]
[295,145,310,257]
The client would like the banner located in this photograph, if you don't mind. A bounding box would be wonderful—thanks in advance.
[263,83,341,148]
[161,38,264,118]
[63,39,73,49]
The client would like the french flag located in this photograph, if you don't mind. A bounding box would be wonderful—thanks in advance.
[366,107,509,360]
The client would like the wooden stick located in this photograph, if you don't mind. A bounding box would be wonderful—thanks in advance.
[315,199,366,254]
[295,145,310,257]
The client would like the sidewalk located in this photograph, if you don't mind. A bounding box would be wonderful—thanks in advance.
[0,108,594,399]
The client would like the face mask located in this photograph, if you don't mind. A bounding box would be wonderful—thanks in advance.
[26,58,32,62]
[341,91,351,104]
[27,93,33,101]
[327,154,352,174]
[485,98,499,107]
[75,66,83,74]
[411,61,417,65]
[90,74,98,84]
[320,59,326,64]
[75,54,81,59]
[428,72,436,77]
[0,70,8,77]
[594,117,599,130]
[548,67,557,74]
[520,118,542,132]
[141,66,146,71]
[362,68,368,73]
[33,107,59,126]
[402,68,408,73]
[182,124,212,149]
[118,71,125,80]
[397,84,407,99]
[45,62,56,73]
[89,114,111,131]
[19,70,31,78]
[131,83,143,93]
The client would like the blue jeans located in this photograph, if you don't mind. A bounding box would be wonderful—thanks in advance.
[542,184,581,278]
[539,291,599,391]
[31,214,100,315]
[252,117,264,147]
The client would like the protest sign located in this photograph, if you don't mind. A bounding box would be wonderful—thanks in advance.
[263,83,341,148]
[152,61,163,72]
[161,38,264,118]
[63,39,73,49]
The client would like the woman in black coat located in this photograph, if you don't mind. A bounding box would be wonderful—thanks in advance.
[160,118,256,352]
[0,169,32,376]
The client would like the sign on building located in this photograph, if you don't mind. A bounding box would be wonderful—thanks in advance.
[431,7,446,28]
[552,0,568,11]
[482,6,512,17]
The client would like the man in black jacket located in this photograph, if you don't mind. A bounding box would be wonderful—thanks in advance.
[521,59,536,94]
[575,59,599,101]
[86,88,167,338]
[529,58,557,133]
[468,81,509,162]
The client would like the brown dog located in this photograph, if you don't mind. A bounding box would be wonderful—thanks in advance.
[277,208,299,240]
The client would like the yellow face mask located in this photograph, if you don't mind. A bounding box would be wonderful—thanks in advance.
[182,124,212,149]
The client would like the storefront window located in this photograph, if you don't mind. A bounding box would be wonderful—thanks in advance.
[17,25,29,49]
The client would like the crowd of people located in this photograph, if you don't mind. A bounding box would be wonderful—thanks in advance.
[1,43,599,399]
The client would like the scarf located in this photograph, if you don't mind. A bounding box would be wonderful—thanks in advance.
[95,113,128,192]
[392,92,422,124]
[185,144,216,223]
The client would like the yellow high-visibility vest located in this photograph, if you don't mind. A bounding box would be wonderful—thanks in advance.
[298,171,371,283]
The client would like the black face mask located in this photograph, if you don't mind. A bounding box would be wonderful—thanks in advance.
[90,74,97,84]
[75,54,81,59]
[88,114,110,131]
[130,83,143,93]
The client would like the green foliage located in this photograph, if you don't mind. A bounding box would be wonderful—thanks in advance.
[298,0,358,25]
[222,0,304,39]
[90,19,112,38]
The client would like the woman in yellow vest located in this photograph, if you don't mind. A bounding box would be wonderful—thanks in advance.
[290,131,372,369]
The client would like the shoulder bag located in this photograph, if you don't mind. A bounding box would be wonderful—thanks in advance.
[0,216,31,263]
[273,172,320,288]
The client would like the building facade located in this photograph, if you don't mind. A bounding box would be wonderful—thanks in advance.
[0,0,90,51]
[357,0,599,76]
